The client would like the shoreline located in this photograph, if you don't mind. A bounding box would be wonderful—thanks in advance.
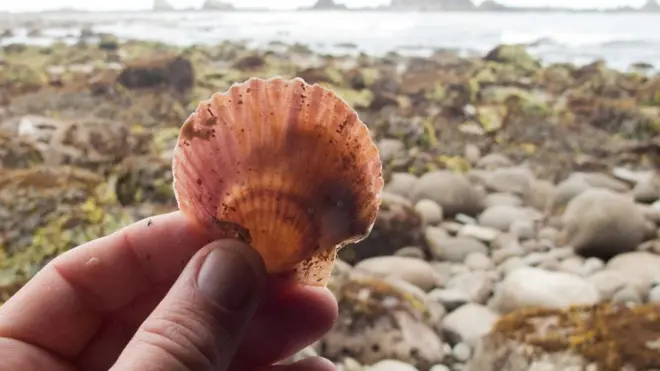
[1,26,658,75]
[3,36,660,370]
[2,8,660,14]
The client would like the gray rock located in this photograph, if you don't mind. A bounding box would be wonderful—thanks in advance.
[523,179,557,212]
[578,257,604,276]
[464,144,481,164]
[455,214,478,224]
[550,175,592,212]
[529,362,563,371]
[633,172,660,203]
[324,274,445,370]
[411,171,485,217]
[475,153,512,170]
[384,172,419,198]
[431,261,453,284]
[483,166,535,196]
[484,192,523,208]
[572,172,630,193]
[558,188,647,260]
[425,231,489,263]
[452,343,472,363]
[415,199,444,225]
[537,227,559,241]
[457,224,500,243]
[430,365,451,371]
[491,267,600,313]
[464,252,494,271]
[367,360,419,371]
[428,288,471,312]
[546,246,576,261]
[449,264,471,277]
[611,284,643,304]
[465,169,490,188]
[491,245,525,265]
[649,285,660,303]
[549,172,629,213]
[378,138,406,162]
[520,239,549,253]
[442,304,499,347]
[343,358,364,371]
[508,220,536,240]
[478,205,534,232]
[587,269,629,300]
[521,252,554,267]
[557,256,584,275]
[395,246,426,259]
[641,203,660,224]
[607,251,660,294]
[537,258,561,271]
[442,221,465,235]
[355,256,439,292]
[447,271,496,304]
[497,256,526,275]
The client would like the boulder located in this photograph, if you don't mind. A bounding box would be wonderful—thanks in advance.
[558,189,646,260]
[117,54,194,93]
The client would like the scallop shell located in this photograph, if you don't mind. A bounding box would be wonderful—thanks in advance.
[172,77,383,286]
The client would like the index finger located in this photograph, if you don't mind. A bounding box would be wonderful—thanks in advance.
[0,211,213,359]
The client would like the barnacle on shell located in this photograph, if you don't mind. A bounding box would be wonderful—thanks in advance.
[172,77,383,286]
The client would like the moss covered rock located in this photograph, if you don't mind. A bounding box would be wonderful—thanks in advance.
[484,44,541,72]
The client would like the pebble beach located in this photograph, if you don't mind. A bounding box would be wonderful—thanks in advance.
[2,12,660,371]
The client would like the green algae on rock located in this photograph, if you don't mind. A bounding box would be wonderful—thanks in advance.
[0,35,659,308]
[0,166,133,304]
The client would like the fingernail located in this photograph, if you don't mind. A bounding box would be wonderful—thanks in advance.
[197,242,259,311]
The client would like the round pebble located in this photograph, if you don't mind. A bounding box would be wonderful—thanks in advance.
[415,199,444,225]
[452,342,472,362]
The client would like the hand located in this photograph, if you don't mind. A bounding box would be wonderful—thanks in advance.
[0,212,338,371]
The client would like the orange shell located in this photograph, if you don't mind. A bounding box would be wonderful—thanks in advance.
[172,77,383,286]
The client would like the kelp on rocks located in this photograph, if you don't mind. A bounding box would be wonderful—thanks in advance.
[1,36,660,304]
[485,303,660,371]
[0,166,133,303]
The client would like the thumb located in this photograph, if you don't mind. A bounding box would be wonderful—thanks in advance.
[111,239,267,371]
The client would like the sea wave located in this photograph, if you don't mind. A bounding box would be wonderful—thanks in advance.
[2,11,659,71]
[499,30,649,48]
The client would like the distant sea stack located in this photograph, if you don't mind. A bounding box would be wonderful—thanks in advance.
[201,0,235,10]
[478,0,507,11]
[640,0,660,12]
[389,0,476,10]
[308,0,348,10]
[152,0,175,11]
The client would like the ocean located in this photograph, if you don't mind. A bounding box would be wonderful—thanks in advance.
[1,10,659,71]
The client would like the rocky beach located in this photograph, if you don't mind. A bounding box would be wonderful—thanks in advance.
[2,20,660,371]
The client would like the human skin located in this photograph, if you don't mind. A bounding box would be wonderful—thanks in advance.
[0,211,338,371]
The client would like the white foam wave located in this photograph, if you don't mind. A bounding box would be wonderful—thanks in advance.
[499,29,642,48]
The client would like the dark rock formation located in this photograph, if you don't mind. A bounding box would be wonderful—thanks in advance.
[152,0,175,11]
[640,0,660,12]
[478,0,507,10]
[310,0,347,10]
[201,0,234,10]
[389,0,476,10]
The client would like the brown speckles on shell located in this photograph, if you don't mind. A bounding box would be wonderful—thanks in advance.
[172,77,383,287]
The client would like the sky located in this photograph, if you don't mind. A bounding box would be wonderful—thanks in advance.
[0,0,649,12]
